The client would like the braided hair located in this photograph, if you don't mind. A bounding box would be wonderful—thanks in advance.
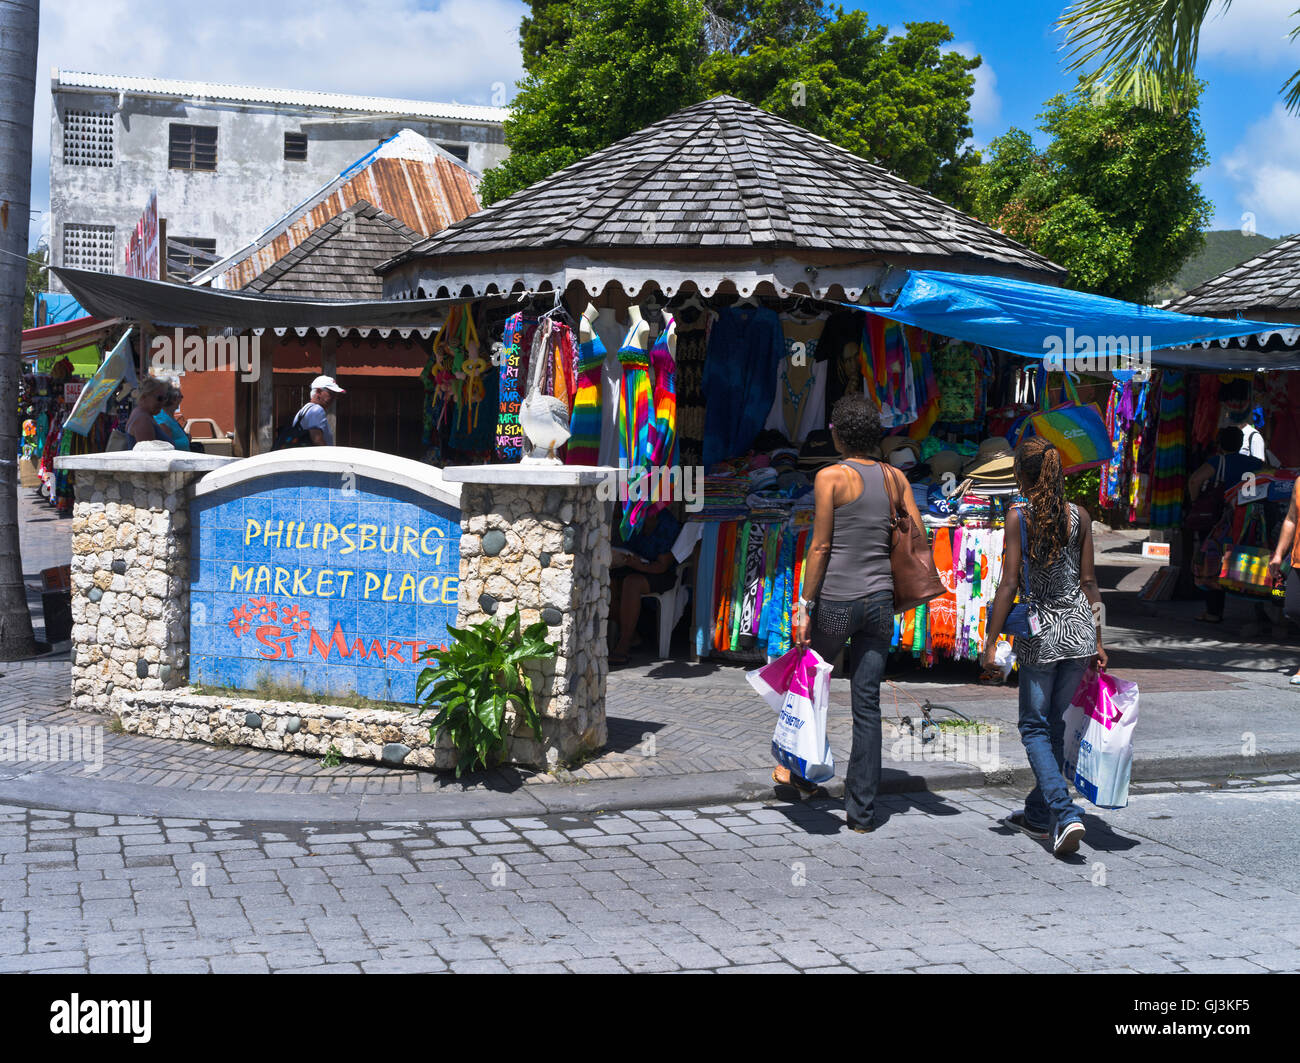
[1015,436,1068,567]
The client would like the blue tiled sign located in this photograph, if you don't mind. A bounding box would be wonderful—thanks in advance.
[190,470,460,704]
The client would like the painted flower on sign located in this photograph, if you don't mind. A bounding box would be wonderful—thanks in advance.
[228,604,253,637]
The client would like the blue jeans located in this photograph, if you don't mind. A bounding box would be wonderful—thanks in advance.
[1017,657,1090,831]
[810,591,893,828]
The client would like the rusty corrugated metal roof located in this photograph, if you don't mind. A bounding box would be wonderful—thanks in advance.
[202,130,481,291]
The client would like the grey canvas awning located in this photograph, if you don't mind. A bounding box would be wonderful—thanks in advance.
[52,266,453,330]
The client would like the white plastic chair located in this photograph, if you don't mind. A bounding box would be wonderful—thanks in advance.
[641,562,692,659]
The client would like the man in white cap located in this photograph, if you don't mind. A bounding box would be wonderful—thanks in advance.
[296,375,345,446]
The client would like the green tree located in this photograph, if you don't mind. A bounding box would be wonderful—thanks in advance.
[701,14,982,206]
[483,1,984,208]
[1058,1,1300,114]
[479,0,707,205]
[967,84,1212,301]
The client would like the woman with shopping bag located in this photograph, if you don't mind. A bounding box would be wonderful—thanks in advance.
[981,437,1107,857]
[788,394,935,833]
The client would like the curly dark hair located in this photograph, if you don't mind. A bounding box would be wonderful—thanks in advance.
[829,394,882,456]
[1015,436,1068,567]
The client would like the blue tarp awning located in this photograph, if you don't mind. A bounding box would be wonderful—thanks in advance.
[848,270,1292,361]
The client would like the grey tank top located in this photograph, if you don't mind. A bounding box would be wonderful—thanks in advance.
[820,461,894,602]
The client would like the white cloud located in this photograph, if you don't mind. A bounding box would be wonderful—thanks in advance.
[1199,0,1299,66]
[946,40,1001,129]
[1221,102,1300,235]
[29,0,527,246]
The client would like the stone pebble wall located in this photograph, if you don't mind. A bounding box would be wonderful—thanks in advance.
[117,690,454,769]
[69,470,202,713]
[455,482,610,767]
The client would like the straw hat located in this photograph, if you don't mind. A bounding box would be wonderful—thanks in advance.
[928,450,965,480]
[963,437,1016,483]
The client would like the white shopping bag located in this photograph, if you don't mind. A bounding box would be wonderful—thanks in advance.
[1063,667,1139,809]
[747,647,835,784]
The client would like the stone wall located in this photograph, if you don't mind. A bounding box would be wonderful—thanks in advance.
[67,462,221,713]
[117,689,454,769]
[450,476,610,768]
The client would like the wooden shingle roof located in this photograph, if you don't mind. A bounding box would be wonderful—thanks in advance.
[384,95,1063,278]
[1169,232,1300,317]
[245,201,420,300]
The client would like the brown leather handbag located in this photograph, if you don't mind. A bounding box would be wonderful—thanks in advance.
[880,463,946,613]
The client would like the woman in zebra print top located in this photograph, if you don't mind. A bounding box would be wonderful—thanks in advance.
[983,437,1106,857]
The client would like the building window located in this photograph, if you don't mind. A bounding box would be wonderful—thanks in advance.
[284,131,308,161]
[439,143,470,163]
[62,109,115,167]
[62,223,115,272]
[169,124,218,171]
[166,236,218,280]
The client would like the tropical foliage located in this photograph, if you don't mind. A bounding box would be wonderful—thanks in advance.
[968,84,1212,301]
[1058,0,1300,114]
[416,607,558,777]
[480,0,984,208]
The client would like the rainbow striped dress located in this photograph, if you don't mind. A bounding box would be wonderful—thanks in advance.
[567,321,609,465]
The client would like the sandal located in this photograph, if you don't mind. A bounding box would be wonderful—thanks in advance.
[1195,613,1223,623]
[771,767,827,800]
[609,651,630,667]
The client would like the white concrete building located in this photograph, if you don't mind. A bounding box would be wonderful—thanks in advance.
[48,69,508,286]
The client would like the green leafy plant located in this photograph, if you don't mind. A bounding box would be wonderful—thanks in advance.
[417,607,559,777]
[322,743,342,768]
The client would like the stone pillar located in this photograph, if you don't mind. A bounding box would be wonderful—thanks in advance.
[55,447,233,713]
[442,466,611,768]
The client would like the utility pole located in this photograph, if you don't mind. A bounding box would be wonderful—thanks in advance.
[0,0,41,658]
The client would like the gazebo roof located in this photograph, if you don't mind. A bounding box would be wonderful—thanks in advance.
[1168,231,1300,319]
[382,95,1063,289]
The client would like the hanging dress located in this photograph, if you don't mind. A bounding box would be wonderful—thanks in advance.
[617,318,655,538]
[568,320,607,465]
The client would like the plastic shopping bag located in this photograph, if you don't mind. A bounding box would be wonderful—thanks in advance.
[1063,667,1139,809]
[747,647,835,784]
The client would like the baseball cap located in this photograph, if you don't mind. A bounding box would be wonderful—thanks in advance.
[311,375,345,393]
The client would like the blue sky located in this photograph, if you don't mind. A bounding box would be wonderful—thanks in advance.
[28,0,1300,247]
[859,0,1300,237]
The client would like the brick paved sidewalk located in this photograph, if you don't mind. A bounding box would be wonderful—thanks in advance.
[7,484,1300,820]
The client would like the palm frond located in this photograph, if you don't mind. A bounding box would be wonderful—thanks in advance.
[1057,0,1224,112]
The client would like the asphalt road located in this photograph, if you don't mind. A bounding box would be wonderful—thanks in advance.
[2,777,1297,974]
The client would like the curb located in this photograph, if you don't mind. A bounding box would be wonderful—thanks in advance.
[2,750,1298,824]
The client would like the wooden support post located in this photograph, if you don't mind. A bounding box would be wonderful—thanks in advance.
[255,336,275,455]
[321,331,338,443]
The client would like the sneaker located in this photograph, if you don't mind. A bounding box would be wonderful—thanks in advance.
[1002,810,1049,840]
[1053,820,1085,856]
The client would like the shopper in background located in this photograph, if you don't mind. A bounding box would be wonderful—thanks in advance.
[982,436,1106,858]
[1268,488,1300,687]
[153,385,193,452]
[1188,426,1262,622]
[124,377,168,447]
[791,393,925,833]
[295,375,346,446]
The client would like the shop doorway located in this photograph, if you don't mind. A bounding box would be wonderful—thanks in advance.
[274,373,426,458]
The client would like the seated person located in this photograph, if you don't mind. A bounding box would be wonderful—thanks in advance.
[609,507,683,666]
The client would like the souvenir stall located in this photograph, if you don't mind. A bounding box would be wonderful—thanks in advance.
[19,356,103,513]
[373,94,1288,670]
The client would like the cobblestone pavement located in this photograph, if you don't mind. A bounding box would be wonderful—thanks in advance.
[2,778,1298,973]
[8,486,1300,806]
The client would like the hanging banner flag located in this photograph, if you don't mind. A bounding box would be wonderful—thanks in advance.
[64,329,137,436]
